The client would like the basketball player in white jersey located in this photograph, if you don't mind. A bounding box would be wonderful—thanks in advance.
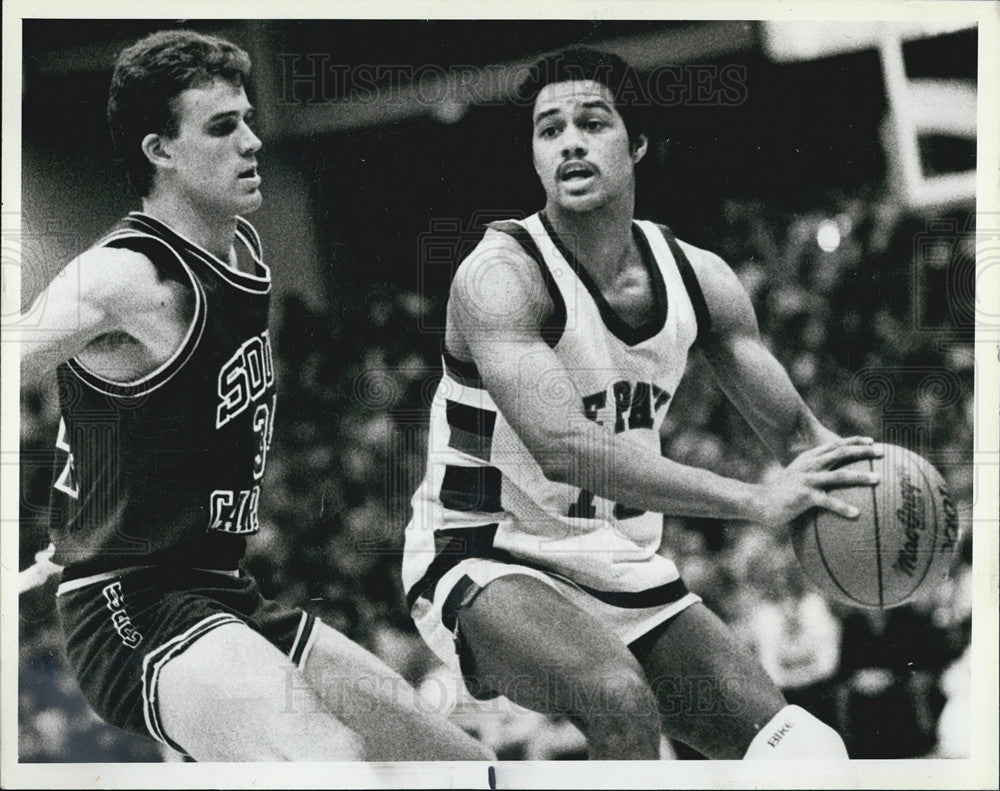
[17,29,492,768]
[403,48,881,760]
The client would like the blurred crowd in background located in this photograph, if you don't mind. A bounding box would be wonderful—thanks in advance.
[19,184,974,761]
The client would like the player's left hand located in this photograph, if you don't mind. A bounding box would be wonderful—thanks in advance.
[784,436,883,474]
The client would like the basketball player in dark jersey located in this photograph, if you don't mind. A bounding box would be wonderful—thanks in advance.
[403,48,883,760]
[18,30,492,766]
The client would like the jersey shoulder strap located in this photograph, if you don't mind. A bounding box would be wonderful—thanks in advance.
[96,224,196,286]
[655,224,712,344]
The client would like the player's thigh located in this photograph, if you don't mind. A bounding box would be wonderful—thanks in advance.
[457,574,656,719]
[631,602,786,759]
[155,621,362,761]
[300,619,493,761]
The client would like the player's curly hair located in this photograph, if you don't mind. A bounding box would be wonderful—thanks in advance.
[516,47,649,152]
[108,29,251,197]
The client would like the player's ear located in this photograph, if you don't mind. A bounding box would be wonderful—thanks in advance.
[631,134,648,165]
[141,133,174,172]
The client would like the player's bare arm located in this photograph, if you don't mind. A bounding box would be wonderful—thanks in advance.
[684,241,835,460]
[685,241,882,522]
[18,246,192,387]
[448,231,874,527]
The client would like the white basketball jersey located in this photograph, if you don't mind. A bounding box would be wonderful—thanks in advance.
[403,212,711,608]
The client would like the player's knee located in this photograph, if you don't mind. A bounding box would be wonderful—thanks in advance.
[577,664,660,738]
[743,705,848,760]
[276,718,367,761]
[253,666,368,761]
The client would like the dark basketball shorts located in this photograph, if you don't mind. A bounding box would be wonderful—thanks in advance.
[56,566,316,753]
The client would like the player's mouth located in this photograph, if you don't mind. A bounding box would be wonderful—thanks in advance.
[238,164,260,186]
[558,161,597,183]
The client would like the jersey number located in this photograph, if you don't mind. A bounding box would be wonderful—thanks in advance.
[54,418,79,499]
[208,394,275,534]
[568,489,644,520]
[252,395,277,480]
[568,380,668,521]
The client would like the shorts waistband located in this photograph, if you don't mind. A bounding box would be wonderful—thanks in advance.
[57,566,240,596]
[406,524,688,612]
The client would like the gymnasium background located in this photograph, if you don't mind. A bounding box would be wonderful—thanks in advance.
[17,19,977,761]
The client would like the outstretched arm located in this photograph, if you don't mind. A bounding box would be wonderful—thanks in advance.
[687,242,843,464]
[448,231,876,527]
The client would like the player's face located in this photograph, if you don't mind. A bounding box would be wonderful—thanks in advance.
[531,80,646,214]
[162,79,262,215]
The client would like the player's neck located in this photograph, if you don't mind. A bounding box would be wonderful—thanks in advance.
[141,192,239,264]
[544,193,636,280]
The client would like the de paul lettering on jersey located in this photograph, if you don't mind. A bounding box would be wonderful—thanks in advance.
[582,380,672,433]
[568,380,672,521]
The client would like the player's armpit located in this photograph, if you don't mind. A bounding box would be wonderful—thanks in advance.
[683,243,835,463]
[16,246,167,386]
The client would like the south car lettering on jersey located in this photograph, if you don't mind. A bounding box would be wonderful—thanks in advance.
[216,330,275,428]
[209,486,261,534]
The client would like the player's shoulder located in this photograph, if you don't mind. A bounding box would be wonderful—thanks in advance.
[661,231,731,281]
[72,244,180,312]
[646,225,753,340]
[78,243,159,286]
[450,224,548,312]
[652,229,738,301]
[461,223,540,270]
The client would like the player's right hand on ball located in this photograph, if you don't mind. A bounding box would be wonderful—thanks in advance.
[749,436,882,528]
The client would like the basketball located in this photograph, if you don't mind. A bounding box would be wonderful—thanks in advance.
[791,444,960,609]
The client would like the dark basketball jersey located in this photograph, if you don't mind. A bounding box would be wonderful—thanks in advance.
[49,212,276,577]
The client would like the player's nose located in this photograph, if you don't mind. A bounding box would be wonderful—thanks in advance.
[240,123,262,155]
[560,125,586,157]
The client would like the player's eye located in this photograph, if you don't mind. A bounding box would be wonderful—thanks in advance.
[209,119,238,136]
[584,119,605,132]
[538,124,559,139]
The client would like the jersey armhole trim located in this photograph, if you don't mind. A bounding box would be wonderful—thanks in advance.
[656,224,712,345]
[66,233,207,399]
[441,350,485,390]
